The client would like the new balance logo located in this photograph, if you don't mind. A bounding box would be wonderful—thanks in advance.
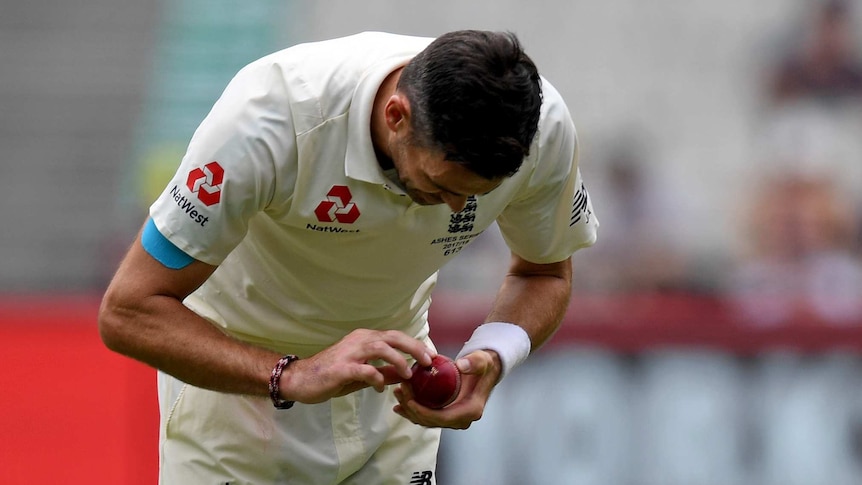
[186,161,224,206]
[409,470,433,485]
[314,185,360,223]
[570,181,592,226]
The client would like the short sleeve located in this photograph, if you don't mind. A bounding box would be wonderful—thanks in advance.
[496,83,598,264]
[148,61,297,265]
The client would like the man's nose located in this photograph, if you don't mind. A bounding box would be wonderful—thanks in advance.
[441,193,468,212]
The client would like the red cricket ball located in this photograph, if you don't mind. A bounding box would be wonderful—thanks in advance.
[408,354,462,409]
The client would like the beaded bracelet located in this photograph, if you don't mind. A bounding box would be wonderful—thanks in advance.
[269,355,299,409]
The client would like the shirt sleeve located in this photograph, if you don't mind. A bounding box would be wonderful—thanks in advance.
[148,60,297,265]
[496,82,599,264]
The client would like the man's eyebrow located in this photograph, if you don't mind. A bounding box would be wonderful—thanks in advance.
[430,175,502,197]
[430,179,471,196]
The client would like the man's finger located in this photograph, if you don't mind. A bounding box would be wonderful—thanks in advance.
[377,330,434,366]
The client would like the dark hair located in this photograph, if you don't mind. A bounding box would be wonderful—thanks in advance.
[397,30,543,180]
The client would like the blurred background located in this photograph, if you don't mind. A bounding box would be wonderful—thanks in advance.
[2,0,862,483]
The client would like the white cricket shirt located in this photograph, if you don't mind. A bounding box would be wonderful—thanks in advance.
[149,32,598,355]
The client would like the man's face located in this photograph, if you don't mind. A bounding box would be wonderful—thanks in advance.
[388,134,503,212]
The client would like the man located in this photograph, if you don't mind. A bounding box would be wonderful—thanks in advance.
[99,30,597,484]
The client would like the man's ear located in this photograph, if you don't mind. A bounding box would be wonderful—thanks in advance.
[384,94,411,132]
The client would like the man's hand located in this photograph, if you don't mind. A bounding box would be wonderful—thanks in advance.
[393,349,502,429]
[280,328,434,404]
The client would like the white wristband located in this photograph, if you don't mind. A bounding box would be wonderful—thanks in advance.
[456,322,531,380]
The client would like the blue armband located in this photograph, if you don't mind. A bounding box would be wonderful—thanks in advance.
[141,218,194,269]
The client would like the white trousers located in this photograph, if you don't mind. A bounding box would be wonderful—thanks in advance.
[158,371,441,484]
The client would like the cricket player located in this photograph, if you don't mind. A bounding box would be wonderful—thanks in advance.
[99,30,597,484]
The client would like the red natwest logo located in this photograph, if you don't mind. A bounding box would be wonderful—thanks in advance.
[186,161,224,206]
[314,185,360,223]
